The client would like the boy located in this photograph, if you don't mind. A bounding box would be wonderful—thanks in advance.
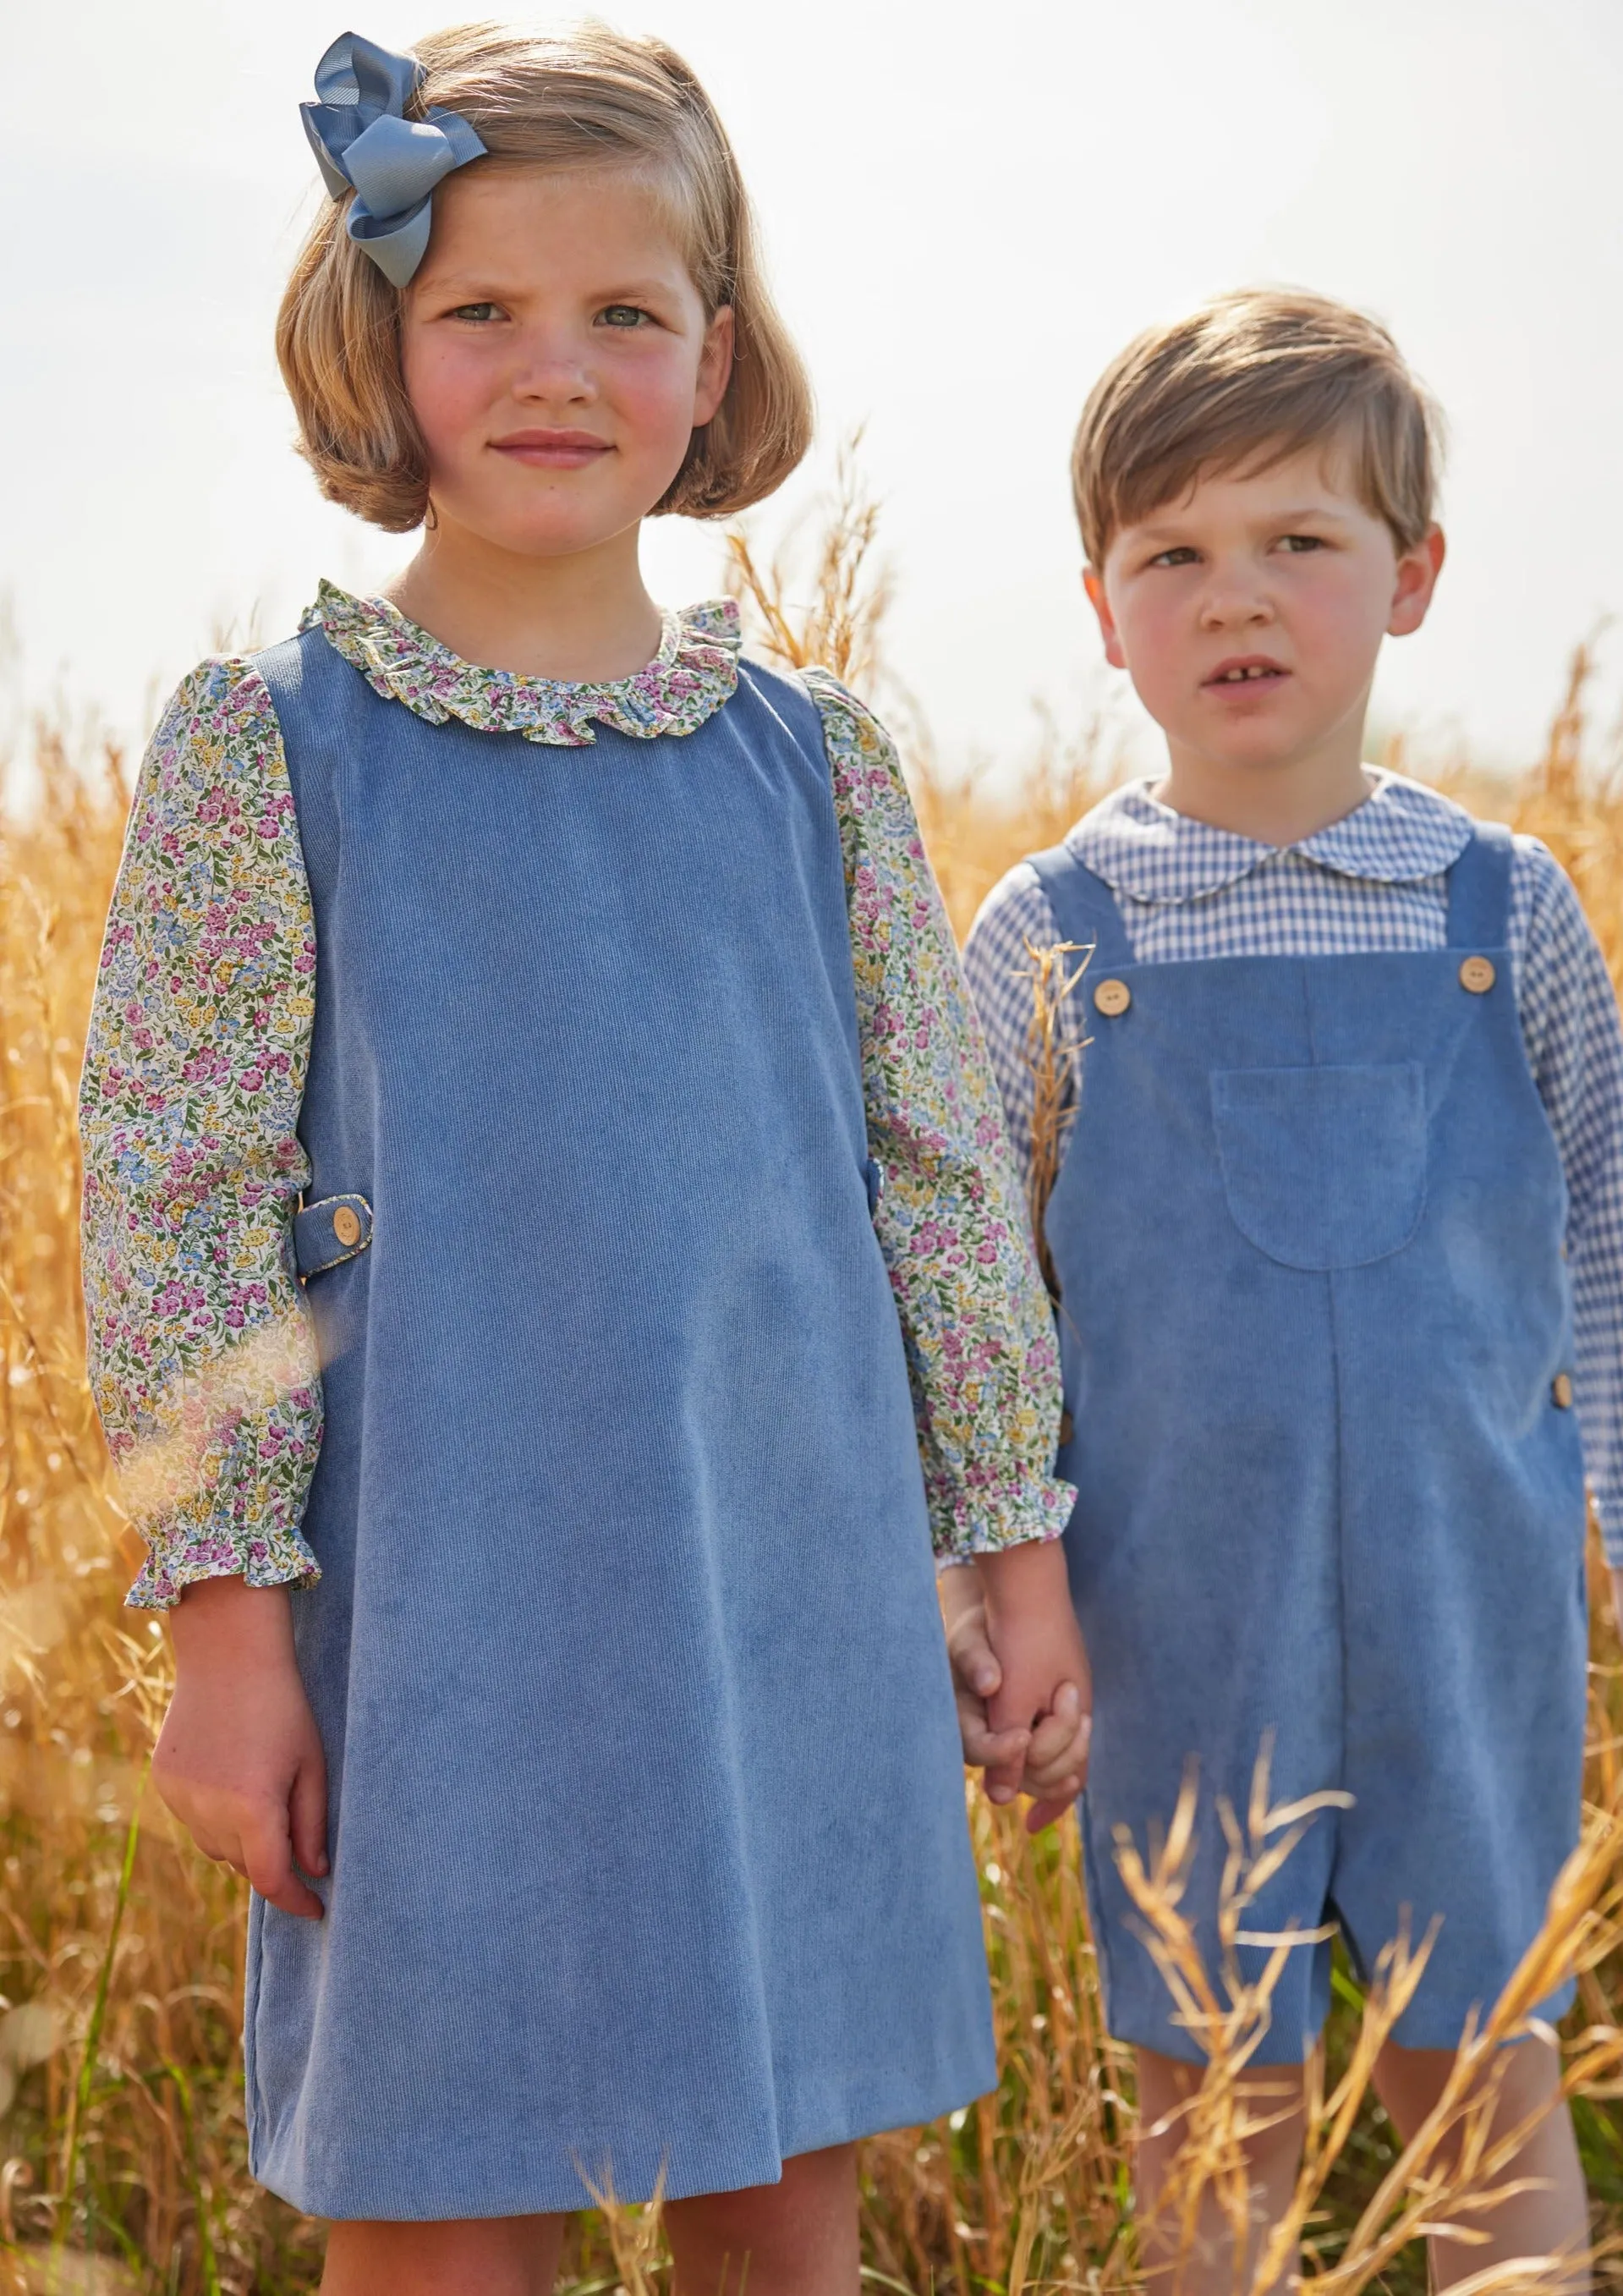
[954,288,1623,2290]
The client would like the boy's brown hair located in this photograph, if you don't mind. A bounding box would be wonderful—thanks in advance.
[277,20,813,532]
[1071,288,1443,566]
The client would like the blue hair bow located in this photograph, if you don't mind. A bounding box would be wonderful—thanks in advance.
[301,31,486,288]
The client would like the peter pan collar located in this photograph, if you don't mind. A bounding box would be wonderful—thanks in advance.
[302,579,742,747]
[1068,771,1477,905]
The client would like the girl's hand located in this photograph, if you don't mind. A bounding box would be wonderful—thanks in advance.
[977,1541,1093,1834]
[156,1578,328,1920]
[941,1563,1033,1783]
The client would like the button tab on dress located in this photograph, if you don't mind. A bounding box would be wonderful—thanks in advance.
[1094,978,1132,1018]
[1552,1371,1574,1409]
[1459,956,1496,995]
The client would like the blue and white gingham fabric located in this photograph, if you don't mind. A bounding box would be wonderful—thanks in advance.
[963,772,1623,1566]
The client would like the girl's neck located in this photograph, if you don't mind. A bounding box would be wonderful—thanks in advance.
[384,514,664,683]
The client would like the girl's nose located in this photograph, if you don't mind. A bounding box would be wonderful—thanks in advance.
[508,336,597,408]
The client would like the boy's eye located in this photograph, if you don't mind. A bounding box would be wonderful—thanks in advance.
[598,304,651,329]
[1149,547,1199,569]
[1279,534,1325,553]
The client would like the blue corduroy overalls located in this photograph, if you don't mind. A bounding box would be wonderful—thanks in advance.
[1032,824,1587,2062]
[239,629,994,2218]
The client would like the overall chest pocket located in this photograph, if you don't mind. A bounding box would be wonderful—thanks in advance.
[1209,1063,1428,1271]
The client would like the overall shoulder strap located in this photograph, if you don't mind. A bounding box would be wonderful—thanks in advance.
[1028,843,1137,969]
[1445,820,1515,948]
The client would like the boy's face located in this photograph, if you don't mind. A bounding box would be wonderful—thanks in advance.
[1084,444,1444,783]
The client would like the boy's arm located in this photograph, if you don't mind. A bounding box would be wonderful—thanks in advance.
[1515,841,1623,1625]
[961,862,1067,1206]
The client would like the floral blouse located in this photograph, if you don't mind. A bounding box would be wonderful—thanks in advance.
[81,586,1073,1606]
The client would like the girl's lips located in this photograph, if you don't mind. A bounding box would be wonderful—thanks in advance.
[491,431,612,469]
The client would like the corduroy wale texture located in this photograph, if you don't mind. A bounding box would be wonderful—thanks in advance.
[243,631,993,2218]
[1034,827,1587,2063]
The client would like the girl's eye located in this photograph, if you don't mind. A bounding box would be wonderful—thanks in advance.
[449,302,502,323]
[1279,534,1325,553]
[1149,547,1199,569]
[598,304,651,329]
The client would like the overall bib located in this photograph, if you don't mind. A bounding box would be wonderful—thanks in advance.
[1033,826,1587,2062]
[241,629,994,2217]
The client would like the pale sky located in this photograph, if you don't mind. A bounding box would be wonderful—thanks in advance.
[4,0,1620,782]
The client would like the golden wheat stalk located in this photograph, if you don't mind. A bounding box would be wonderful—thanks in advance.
[1021,937,1090,1304]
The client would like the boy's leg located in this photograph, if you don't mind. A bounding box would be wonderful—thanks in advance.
[663,2142,859,2295]
[321,2213,566,2293]
[1374,2038,1589,2293]
[1134,2048,1305,2296]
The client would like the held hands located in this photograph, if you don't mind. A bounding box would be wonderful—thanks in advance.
[155,1578,329,1920]
[943,1542,1092,1834]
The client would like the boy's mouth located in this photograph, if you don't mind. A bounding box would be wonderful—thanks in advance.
[1204,656,1288,688]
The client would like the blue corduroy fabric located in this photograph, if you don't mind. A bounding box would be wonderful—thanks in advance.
[244,629,994,2218]
[1034,827,1587,2063]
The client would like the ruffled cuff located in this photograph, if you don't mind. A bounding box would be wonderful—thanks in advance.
[120,1386,324,1611]
[924,1463,1076,1565]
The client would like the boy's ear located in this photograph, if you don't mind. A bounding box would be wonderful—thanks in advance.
[1083,566,1128,669]
[1388,525,1446,640]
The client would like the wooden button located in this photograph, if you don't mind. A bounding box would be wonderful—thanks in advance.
[1459,956,1496,995]
[1058,1411,1075,1446]
[1552,1371,1573,1409]
[332,1206,362,1249]
[1093,977,1132,1017]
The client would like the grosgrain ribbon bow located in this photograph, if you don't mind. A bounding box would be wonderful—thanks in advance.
[301,31,486,287]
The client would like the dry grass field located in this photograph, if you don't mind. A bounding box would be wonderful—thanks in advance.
[0,493,1620,2291]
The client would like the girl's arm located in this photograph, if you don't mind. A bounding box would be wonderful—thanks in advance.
[80,660,324,1608]
[801,670,1076,1563]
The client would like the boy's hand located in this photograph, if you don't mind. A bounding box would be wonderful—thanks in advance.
[947,1544,1092,1832]
[980,1541,1092,1832]
[156,1577,328,1920]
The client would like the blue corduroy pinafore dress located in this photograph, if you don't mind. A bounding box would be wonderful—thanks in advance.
[1033,825,1587,2062]
[243,629,995,2219]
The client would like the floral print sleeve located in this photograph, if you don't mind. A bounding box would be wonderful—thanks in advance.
[802,670,1075,1559]
[80,659,324,1609]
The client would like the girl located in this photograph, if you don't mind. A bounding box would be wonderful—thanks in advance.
[80,25,1085,2294]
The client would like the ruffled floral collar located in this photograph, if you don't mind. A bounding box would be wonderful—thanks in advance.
[301,579,742,747]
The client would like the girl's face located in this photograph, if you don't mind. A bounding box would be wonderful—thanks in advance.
[400,166,733,559]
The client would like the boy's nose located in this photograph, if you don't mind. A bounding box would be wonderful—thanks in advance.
[1198,584,1274,630]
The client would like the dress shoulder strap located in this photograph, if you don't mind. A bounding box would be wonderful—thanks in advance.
[1445,820,1515,949]
[1027,842,1137,969]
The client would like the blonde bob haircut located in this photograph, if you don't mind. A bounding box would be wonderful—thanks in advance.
[277,19,813,530]
[1072,288,1444,568]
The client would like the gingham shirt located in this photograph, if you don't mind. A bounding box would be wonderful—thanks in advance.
[963,772,1623,1567]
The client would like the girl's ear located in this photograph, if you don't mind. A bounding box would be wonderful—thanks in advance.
[1083,565,1128,670]
[694,305,735,428]
[1388,524,1446,640]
